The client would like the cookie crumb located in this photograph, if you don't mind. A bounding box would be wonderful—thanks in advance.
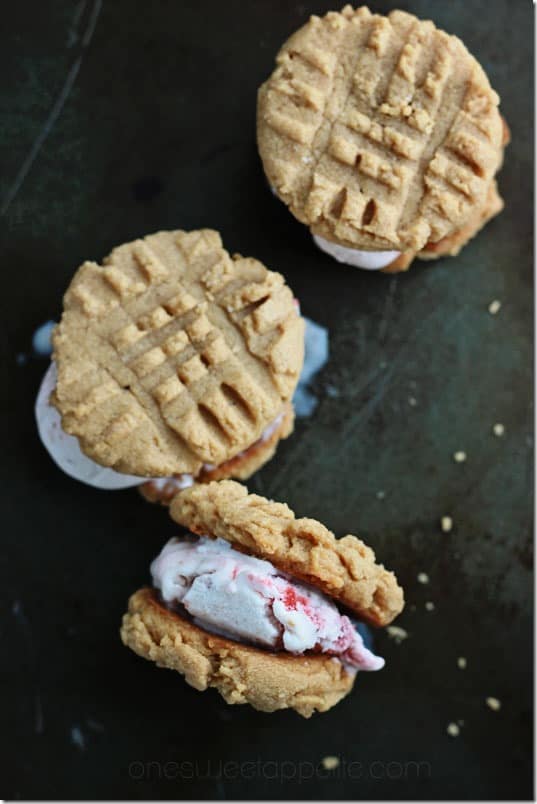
[486,697,501,711]
[447,722,460,737]
[376,490,385,500]
[457,656,467,669]
[321,756,340,770]
[425,601,435,611]
[492,423,505,437]
[387,625,409,644]
[441,516,453,533]
[488,300,502,315]
[417,572,429,584]
[408,396,417,406]
[453,451,467,463]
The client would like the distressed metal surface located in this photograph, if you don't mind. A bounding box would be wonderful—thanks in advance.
[2,0,532,799]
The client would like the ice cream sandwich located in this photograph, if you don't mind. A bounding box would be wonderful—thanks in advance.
[257,5,509,272]
[37,229,304,501]
[121,480,404,717]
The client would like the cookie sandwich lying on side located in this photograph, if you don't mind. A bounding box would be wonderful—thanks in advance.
[121,481,404,717]
[36,229,304,503]
[257,5,509,273]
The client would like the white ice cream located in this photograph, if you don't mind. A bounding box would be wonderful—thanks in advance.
[35,363,144,490]
[313,235,400,270]
[151,536,385,671]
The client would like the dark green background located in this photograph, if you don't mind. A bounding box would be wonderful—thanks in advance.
[2,0,533,799]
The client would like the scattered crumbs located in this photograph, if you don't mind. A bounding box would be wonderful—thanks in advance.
[376,490,386,500]
[457,657,467,670]
[32,320,56,357]
[387,625,409,644]
[486,697,501,711]
[453,451,467,463]
[493,423,505,437]
[417,572,429,584]
[408,396,417,406]
[16,353,27,366]
[488,299,501,315]
[425,601,435,611]
[379,360,388,369]
[321,756,340,771]
[70,725,86,751]
[447,722,460,737]
[441,516,453,533]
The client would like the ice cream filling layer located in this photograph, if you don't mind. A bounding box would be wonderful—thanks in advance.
[151,536,385,671]
[313,235,400,270]
[35,362,284,491]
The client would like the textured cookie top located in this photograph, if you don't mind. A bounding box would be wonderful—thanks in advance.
[169,480,404,626]
[257,5,504,251]
[52,230,304,477]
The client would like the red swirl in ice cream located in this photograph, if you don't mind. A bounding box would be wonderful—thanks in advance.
[151,536,384,671]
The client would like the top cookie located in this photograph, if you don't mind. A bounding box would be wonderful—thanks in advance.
[169,480,404,627]
[257,5,504,252]
[52,230,304,477]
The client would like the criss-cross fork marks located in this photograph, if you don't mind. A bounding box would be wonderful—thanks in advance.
[54,230,303,474]
[259,6,503,251]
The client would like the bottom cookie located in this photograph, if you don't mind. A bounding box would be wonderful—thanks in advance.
[121,587,355,718]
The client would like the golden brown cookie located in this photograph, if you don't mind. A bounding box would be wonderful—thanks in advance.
[139,402,294,504]
[258,5,506,255]
[52,229,304,478]
[121,588,355,717]
[169,480,404,626]
[383,178,505,272]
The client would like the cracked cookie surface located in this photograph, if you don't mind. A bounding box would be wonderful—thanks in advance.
[52,229,304,477]
[139,402,294,504]
[121,588,355,717]
[258,5,504,253]
[169,480,404,626]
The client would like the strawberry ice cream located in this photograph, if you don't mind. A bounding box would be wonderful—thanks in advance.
[151,536,385,671]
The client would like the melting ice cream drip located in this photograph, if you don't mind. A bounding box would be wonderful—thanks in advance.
[293,317,328,418]
[32,321,55,357]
